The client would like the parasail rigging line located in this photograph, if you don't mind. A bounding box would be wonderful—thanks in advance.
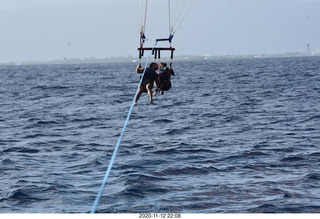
[169,0,195,36]
[142,0,148,34]
[126,0,149,34]
[130,0,142,33]
[168,0,171,36]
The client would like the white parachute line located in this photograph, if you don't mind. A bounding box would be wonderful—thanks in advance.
[142,0,148,34]
[168,0,171,35]
[123,0,142,33]
[136,0,141,29]
[168,0,174,34]
[129,0,148,34]
[139,0,146,33]
[175,0,195,34]
[139,0,145,32]
[174,0,180,17]
[172,0,180,32]
[170,0,195,35]
[169,0,185,34]
[171,0,186,33]
[128,0,194,41]
[129,0,143,33]
[168,0,173,34]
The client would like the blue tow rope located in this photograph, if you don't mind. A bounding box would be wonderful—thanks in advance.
[90,41,158,213]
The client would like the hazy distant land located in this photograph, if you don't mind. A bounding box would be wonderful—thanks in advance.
[1,52,319,66]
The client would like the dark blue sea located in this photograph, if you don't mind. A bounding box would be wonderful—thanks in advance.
[1,57,320,213]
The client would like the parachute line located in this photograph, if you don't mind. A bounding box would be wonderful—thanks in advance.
[168,0,171,35]
[128,0,194,39]
[142,0,148,34]
[170,0,195,35]
[127,0,149,34]
[168,0,195,35]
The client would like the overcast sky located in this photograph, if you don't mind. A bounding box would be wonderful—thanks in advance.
[1,0,320,63]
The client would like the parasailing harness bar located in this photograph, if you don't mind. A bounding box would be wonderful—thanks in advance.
[130,0,195,62]
[138,34,175,60]
[138,47,175,60]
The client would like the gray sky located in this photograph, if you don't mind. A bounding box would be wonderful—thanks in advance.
[1,0,320,63]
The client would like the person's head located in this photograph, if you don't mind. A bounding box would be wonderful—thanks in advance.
[149,62,158,70]
[160,62,167,70]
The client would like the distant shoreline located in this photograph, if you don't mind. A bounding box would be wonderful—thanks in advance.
[1,53,319,66]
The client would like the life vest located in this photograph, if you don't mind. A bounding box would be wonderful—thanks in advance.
[159,67,170,84]
[143,68,157,83]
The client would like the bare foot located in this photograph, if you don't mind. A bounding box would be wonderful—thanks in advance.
[160,90,164,95]
[134,102,137,106]
[149,100,153,104]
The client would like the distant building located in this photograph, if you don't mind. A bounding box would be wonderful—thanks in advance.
[306,43,311,54]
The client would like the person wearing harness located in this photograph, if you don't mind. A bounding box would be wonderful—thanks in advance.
[154,62,174,96]
[134,62,159,106]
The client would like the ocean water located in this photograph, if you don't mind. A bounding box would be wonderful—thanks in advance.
[1,57,320,213]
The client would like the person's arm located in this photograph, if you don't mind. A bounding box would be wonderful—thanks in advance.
[136,64,145,73]
[169,64,174,76]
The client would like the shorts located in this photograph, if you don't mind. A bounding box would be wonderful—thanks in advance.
[141,81,153,93]
[159,81,171,91]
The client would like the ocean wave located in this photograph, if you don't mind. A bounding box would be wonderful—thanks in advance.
[154,166,220,177]
[2,58,320,213]
[2,147,40,154]
[0,189,49,204]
